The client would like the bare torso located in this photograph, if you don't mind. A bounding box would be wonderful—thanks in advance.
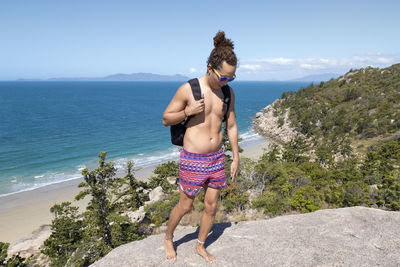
[184,77,226,154]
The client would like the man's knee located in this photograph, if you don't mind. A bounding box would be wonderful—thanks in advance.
[204,201,217,216]
[177,202,192,214]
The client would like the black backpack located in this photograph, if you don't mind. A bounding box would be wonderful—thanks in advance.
[170,78,231,146]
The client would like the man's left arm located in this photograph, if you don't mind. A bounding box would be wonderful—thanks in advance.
[226,87,239,181]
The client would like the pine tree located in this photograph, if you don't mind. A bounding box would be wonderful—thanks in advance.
[71,152,143,265]
[76,152,116,249]
[41,202,83,266]
[282,136,310,163]
[112,160,148,211]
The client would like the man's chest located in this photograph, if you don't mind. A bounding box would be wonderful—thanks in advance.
[203,90,225,118]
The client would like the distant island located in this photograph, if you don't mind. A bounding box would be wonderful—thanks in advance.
[16,73,190,82]
[12,72,342,82]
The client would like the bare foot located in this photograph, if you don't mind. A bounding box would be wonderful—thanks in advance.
[164,234,176,261]
[195,243,216,264]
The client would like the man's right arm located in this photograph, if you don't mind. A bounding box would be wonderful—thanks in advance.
[162,83,189,126]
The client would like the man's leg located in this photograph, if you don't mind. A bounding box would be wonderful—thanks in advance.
[196,186,220,263]
[164,190,195,261]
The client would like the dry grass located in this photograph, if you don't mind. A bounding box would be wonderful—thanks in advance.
[180,209,203,226]
[351,129,400,155]
[179,203,227,226]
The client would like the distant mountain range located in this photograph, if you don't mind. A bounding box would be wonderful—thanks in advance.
[13,72,341,82]
[288,73,340,82]
[16,73,190,81]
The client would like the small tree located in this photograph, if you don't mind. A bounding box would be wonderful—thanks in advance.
[259,143,280,163]
[315,143,334,168]
[282,136,310,163]
[42,202,83,266]
[148,161,179,193]
[42,153,146,266]
[112,160,149,211]
[76,152,116,249]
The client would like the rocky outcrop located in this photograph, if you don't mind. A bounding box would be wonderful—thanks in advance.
[146,186,166,205]
[253,99,300,145]
[126,206,146,223]
[90,206,400,266]
[7,225,51,266]
[125,186,167,224]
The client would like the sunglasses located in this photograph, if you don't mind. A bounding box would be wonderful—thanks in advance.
[212,68,236,82]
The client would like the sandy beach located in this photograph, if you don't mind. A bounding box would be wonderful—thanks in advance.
[0,164,156,245]
[240,139,271,160]
[0,138,270,246]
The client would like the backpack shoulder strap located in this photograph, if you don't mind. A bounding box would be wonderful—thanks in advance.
[188,78,202,101]
[183,79,202,124]
[221,85,231,122]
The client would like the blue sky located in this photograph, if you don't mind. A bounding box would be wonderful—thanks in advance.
[1,0,399,80]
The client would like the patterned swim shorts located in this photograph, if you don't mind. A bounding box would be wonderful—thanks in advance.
[178,147,227,197]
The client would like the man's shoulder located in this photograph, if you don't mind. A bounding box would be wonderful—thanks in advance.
[175,81,191,95]
[178,78,200,96]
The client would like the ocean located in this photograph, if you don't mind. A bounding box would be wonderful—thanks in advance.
[0,81,309,196]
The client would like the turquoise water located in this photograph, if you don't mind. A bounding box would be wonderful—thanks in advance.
[0,81,309,196]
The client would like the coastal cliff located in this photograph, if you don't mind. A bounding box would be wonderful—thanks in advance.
[253,98,300,145]
[91,206,400,266]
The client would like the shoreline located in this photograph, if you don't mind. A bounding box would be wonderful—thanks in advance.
[0,164,158,245]
[0,136,271,245]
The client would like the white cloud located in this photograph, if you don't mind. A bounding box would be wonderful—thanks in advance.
[256,57,295,65]
[189,67,197,73]
[237,53,400,80]
[300,63,324,70]
[238,64,263,71]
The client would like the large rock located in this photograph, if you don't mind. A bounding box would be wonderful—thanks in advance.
[90,206,400,266]
[125,206,146,223]
[145,186,166,205]
[166,176,177,185]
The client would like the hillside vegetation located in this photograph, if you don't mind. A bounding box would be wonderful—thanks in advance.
[275,63,400,156]
[245,63,400,215]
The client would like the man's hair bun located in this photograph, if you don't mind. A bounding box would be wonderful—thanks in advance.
[213,31,234,50]
[207,30,237,69]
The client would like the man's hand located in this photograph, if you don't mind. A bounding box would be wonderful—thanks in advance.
[230,160,239,181]
[185,93,205,116]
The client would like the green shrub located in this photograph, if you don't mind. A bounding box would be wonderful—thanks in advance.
[148,161,179,193]
[289,185,323,213]
[343,181,370,206]
[220,183,249,213]
[144,192,180,226]
[377,170,400,210]
[41,202,83,266]
[251,190,288,215]
[323,184,345,208]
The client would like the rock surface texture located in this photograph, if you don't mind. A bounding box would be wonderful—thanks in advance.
[90,206,400,267]
[253,99,300,145]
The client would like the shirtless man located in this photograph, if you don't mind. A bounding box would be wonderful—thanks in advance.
[162,31,239,263]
